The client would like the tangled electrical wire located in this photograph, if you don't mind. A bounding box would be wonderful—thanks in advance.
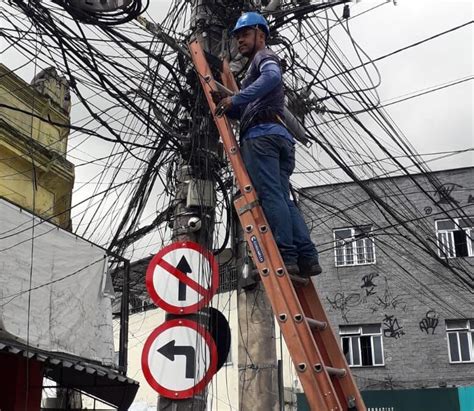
[1,1,473,409]
[54,0,149,25]
[0,0,472,290]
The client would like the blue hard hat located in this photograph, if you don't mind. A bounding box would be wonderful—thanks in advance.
[232,12,270,37]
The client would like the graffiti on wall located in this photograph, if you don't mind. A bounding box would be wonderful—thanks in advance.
[326,292,365,323]
[424,182,473,215]
[361,273,378,296]
[383,314,405,339]
[419,310,439,334]
[370,278,407,313]
[326,274,407,323]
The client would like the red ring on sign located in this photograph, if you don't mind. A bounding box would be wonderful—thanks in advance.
[141,319,218,399]
[146,241,219,314]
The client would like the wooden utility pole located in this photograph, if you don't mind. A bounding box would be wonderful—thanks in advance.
[235,216,279,410]
[238,282,279,411]
[157,1,234,409]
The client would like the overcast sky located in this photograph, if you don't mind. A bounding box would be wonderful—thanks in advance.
[338,0,473,170]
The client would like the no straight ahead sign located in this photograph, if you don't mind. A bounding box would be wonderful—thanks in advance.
[145,241,219,314]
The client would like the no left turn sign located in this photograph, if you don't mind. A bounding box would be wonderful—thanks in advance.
[146,241,219,314]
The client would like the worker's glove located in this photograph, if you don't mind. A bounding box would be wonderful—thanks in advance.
[214,96,233,117]
[210,90,226,105]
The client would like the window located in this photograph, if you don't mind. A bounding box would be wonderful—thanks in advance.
[334,226,375,266]
[446,319,474,363]
[436,218,473,258]
[340,324,384,367]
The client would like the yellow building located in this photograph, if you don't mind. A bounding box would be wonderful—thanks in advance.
[0,64,74,229]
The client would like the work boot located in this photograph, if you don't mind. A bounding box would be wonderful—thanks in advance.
[284,263,300,276]
[298,259,323,277]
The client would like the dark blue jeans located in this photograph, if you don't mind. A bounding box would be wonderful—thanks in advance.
[241,135,319,266]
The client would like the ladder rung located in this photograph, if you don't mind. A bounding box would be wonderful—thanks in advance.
[306,318,327,330]
[325,366,346,378]
[213,79,234,96]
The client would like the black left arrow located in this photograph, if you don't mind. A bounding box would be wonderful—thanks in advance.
[177,256,192,301]
[157,340,196,379]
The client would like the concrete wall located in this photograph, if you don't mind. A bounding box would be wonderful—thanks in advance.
[300,167,474,391]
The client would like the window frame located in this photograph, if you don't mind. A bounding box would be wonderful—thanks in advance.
[446,319,474,364]
[333,226,376,267]
[435,218,473,258]
[340,324,385,368]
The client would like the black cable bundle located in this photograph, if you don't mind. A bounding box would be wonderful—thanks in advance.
[55,0,149,25]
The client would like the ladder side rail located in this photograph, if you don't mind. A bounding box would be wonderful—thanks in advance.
[189,40,252,199]
[221,59,239,93]
[297,285,367,410]
[189,40,343,411]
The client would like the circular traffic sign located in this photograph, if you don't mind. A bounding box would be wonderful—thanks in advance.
[146,241,219,314]
[141,319,218,399]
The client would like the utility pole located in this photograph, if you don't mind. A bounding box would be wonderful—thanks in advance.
[153,1,307,409]
[157,1,240,410]
[235,202,279,410]
[238,281,279,410]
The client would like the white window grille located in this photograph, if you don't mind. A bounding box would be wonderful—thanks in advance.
[340,324,384,367]
[446,319,474,363]
[436,217,473,258]
[334,226,375,266]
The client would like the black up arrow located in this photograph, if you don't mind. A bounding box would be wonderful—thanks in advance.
[158,340,196,379]
[177,256,192,301]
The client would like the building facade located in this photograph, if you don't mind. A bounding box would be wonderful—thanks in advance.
[0,65,138,410]
[298,166,474,410]
[0,64,74,229]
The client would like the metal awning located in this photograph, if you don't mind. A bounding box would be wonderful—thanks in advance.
[0,334,139,410]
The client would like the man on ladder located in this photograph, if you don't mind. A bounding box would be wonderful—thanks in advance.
[214,11,322,278]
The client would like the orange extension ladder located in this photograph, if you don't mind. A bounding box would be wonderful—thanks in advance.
[189,39,366,411]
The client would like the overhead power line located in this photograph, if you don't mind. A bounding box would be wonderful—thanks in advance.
[318,20,474,85]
